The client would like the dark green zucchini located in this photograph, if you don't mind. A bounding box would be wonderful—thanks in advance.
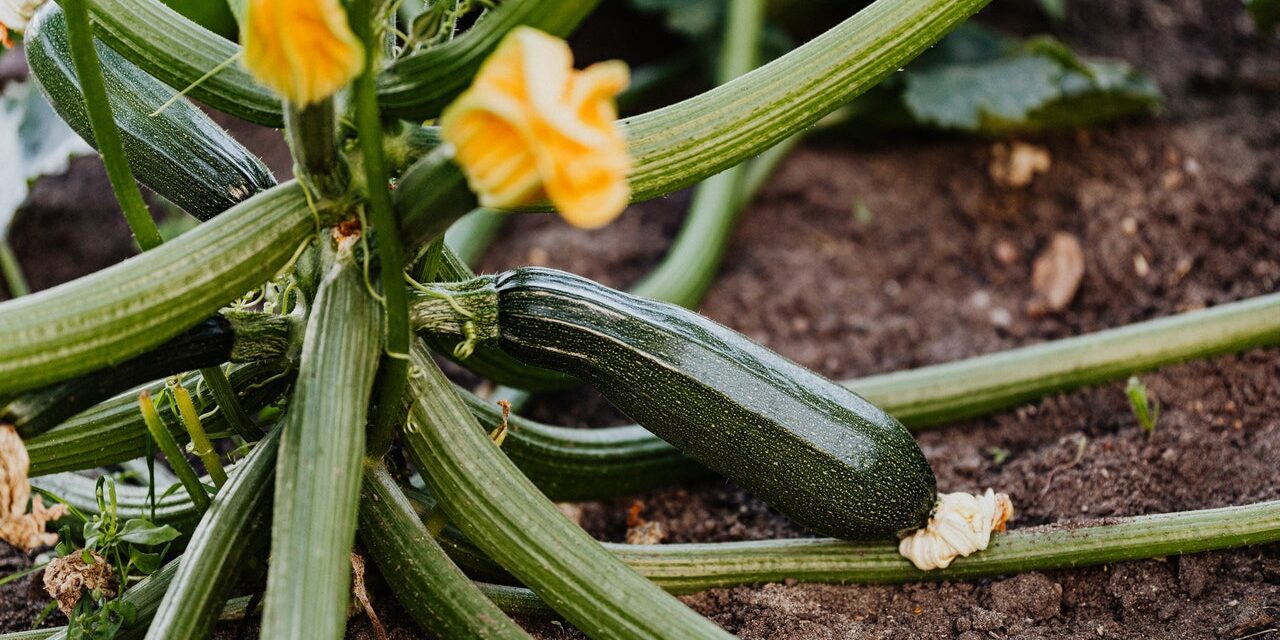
[2,311,291,439]
[25,4,276,221]
[493,267,937,540]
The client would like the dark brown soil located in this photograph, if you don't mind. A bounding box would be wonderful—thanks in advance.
[4,0,1280,638]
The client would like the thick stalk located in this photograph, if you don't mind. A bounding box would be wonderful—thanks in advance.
[261,244,381,640]
[0,182,317,394]
[60,0,162,250]
[25,361,290,477]
[352,0,411,459]
[285,100,349,201]
[630,0,764,308]
[2,312,290,439]
[145,427,279,640]
[402,345,732,639]
[358,463,530,638]
[850,292,1280,428]
[435,499,1280,594]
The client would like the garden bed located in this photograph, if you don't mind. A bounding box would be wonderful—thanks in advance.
[2,0,1278,637]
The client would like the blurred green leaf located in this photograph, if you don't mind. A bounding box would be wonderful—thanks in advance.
[845,25,1159,136]
[0,79,93,234]
[629,0,721,39]
[1245,0,1280,32]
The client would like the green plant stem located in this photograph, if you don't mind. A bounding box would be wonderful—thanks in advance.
[352,0,412,459]
[402,344,732,639]
[2,311,291,439]
[285,100,348,200]
[172,385,228,487]
[262,245,381,640]
[59,0,162,251]
[358,463,530,638]
[138,389,210,512]
[0,237,29,298]
[444,209,506,267]
[848,291,1280,428]
[198,365,261,441]
[0,182,318,395]
[419,492,1280,595]
[24,361,289,477]
[630,0,763,308]
[145,427,279,640]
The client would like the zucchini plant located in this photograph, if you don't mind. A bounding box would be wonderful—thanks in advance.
[2,0,1278,638]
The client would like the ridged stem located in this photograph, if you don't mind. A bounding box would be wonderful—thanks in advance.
[402,344,732,639]
[358,463,530,638]
[145,427,279,640]
[630,0,763,307]
[435,499,1280,595]
[352,0,411,460]
[261,244,382,639]
[0,182,317,394]
[25,361,289,477]
[285,100,349,201]
[60,0,162,250]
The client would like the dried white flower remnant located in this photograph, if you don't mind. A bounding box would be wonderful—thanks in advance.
[44,550,117,615]
[1,424,67,551]
[899,489,1014,571]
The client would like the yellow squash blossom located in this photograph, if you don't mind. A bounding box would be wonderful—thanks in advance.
[1,0,47,48]
[241,0,364,106]
[440,27,631,229]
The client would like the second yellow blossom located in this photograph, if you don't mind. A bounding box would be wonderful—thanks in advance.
[241,0,364,106]
[440,27,631,229]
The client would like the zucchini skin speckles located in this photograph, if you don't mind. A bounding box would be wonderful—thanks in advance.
[493,267,937,540]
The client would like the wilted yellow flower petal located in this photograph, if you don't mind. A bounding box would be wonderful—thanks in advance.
[241,0,364,106]
[1,424,67,551]
[0,0,48,47]
[441,27,631,229]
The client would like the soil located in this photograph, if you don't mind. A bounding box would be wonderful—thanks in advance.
[4,0,1280,638]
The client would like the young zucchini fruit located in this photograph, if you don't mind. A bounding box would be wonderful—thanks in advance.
[25,5,276,221]
[421,268,938,540]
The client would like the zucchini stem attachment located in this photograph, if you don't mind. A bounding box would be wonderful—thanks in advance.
[406,276,500,345]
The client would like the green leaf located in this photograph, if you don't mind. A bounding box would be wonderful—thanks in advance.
[1037,0,1067,21]
[0,79,93,234]
[1246,0,1280,32]
[840,25,1159,136]
[118,519,181,546]
[900,32,1159,133]
[128,547,163,574]
[629,0,721,39]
